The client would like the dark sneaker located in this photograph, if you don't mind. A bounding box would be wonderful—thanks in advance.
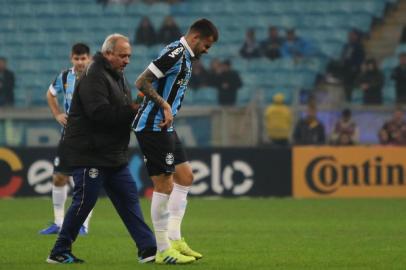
[138,246,157,263]
[46,252,85,264]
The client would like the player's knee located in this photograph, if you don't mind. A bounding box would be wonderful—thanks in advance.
[154,185,173,194]
[152,174,174,194]
[176,171,194,186]
[53,173,69,186]
[156,181,173,194]
[184,171,194,186]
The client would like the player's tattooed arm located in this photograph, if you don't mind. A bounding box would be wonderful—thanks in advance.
[135,69,165,107]
[135,68,173,128]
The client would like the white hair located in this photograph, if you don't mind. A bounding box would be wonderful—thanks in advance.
[101,33,129,53]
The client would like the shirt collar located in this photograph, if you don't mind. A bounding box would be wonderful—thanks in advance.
[93,52,122,80]
[180,36,195,58]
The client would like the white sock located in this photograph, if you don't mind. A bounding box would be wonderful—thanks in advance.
[168,183,190,241]
[151,192,171,252]
[52,184,67,227]
[83,209,93,230]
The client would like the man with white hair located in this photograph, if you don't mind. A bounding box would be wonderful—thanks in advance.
[46,34,156,264]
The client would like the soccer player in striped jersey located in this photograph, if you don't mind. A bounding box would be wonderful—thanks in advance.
[39,43,93,235]
[133,18,218,264]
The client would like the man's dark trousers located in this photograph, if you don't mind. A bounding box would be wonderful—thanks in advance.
[51,165,156,255]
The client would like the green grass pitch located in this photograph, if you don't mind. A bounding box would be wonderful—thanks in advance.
[1,197,405,270]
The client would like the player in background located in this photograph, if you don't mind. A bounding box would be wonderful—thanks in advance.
[39,43,93,235]
[133,18,218,264]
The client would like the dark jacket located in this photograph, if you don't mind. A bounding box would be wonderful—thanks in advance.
[260,37,282,60]
[216,69,242,105]
[0,69,15,106]
[189,67,208,89]
[341,42,365,72]
[134,24,157,46]
[293,117,325,145]
[391,65,406,103]
[239,40,261,59]
[355,69,384,104]
[62,52,136,168]
[158,25,182,44]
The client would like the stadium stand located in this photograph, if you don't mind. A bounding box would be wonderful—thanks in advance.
[0,0,396,107]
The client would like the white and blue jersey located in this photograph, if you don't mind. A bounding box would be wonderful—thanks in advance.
[133,37,194,132]
[49,68,77,113]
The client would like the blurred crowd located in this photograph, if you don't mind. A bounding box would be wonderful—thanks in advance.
[134,16,182,46]
[190,59,242,105]
[2,2,406,148]
[324,28,406,105]
[264,92,406,146]
[240,25,406,106]
[239,26,315,60]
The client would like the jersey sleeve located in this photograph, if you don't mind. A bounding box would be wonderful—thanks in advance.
[148,45,184,79]
[49,73,64,96]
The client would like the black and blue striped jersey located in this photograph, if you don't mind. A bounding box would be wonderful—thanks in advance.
[133,37,194,132]
[49,68,77,113]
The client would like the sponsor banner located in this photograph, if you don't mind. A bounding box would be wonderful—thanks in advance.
[185,148,291,197]
[0,147,58,197]
[0,147,291,198]
[293,146,406,198]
